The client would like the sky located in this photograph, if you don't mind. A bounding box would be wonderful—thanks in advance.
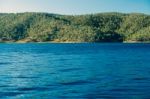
[0,0,150,15]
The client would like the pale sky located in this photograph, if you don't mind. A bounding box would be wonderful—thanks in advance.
[0,0,150,15]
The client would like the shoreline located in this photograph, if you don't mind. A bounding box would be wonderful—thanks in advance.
[0,40,150,44]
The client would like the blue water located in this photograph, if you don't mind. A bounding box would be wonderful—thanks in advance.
[0,43,150,99]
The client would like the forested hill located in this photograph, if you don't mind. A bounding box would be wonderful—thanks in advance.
[0,12,150,42]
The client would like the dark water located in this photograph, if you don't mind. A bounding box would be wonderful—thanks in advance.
[0,43,150,99]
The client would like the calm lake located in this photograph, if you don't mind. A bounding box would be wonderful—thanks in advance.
[0,43,150,99]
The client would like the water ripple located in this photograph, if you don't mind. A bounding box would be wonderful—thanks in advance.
[59,68,83,72]
[0,62,12,65]
[0,92,23,98]
[16,87,50,92]
[0,43,150,98]
[59,80,91,86]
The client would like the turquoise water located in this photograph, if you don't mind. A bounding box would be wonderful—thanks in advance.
[0,43,150,99]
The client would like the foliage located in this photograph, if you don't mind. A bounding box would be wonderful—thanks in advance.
[0,12,149,42]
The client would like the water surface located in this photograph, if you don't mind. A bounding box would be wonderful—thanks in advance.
[0,43,150,99]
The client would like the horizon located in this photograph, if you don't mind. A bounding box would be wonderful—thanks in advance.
[0,0,150,15]
[0,12,149,16]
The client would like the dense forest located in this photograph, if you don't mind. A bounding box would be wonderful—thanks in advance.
[0,12,150,42]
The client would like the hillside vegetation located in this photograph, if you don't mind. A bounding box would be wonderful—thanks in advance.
[0,12,150,42]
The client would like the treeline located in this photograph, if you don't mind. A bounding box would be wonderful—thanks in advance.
[0,12,150,42]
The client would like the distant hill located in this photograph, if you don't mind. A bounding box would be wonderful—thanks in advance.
[0,12,150,42]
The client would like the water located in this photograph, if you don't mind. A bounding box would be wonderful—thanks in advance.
[0,43,150,99]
